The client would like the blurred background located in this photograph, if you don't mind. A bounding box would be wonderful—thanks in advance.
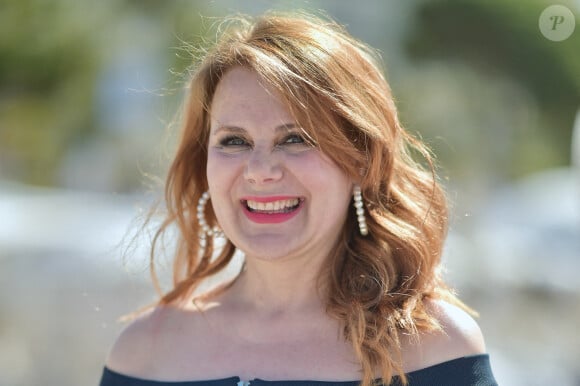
[0,0,579,385]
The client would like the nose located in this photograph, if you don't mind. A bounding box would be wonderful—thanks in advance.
[244,147,283,185]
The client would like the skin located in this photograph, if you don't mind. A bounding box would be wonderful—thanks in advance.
[207,67,354,263]
[206,67,354,312]
[105,68,487,383]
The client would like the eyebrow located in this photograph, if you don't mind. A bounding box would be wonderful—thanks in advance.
[212,123,299,136]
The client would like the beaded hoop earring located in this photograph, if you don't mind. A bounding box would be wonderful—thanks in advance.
[196,191,224,242]
[353,185,368,236]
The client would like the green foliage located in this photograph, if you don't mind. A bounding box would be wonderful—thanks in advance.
[0,0,211,188]
[0,0,102,185]
[404,0,580,177]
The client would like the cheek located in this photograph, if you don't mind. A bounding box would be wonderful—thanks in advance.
[206,151,244,190]
[206,153,243,226]
[290,153,352,202]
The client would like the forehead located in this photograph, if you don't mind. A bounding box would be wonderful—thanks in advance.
[208,67,321,149]
[210,67,294,125]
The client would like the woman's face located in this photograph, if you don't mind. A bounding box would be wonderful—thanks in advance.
[207,67,353,263]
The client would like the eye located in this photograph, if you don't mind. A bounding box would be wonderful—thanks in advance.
[219,135,250,147]
[280,133,305,145]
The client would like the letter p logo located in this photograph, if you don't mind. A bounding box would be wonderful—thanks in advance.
[539,5,576,41]
[550,15,566,30]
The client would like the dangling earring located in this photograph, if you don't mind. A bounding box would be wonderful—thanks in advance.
[197,191,224,242]
[353,185,368,236]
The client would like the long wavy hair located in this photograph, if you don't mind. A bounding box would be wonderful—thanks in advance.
[149,12,464,386]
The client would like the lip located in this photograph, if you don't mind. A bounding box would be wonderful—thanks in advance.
[241,195,304,224]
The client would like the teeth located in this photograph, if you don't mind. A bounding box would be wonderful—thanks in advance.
[246,198,300,213]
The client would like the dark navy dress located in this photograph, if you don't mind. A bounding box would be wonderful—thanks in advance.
[100,354,497,386]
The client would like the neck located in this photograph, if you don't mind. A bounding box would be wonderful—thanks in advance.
[232,255,328,315]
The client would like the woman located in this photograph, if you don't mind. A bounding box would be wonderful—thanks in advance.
[100,12,497,386]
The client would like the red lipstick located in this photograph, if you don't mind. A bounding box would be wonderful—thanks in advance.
[241,196,304,224]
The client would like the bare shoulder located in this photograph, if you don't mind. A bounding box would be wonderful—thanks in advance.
[402,299,487,372]
[105,307,162,375]
[105,304,199,376]
[427,299,486,353]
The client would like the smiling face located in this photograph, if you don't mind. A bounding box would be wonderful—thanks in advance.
[206,67,354,263]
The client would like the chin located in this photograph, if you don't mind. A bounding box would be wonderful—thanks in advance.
[242,245,296,262]
[235,235,303,262]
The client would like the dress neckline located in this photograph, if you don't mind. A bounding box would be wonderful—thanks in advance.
[103,354,490,385]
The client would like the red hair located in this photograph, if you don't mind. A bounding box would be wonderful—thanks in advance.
[147,12,466,386]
